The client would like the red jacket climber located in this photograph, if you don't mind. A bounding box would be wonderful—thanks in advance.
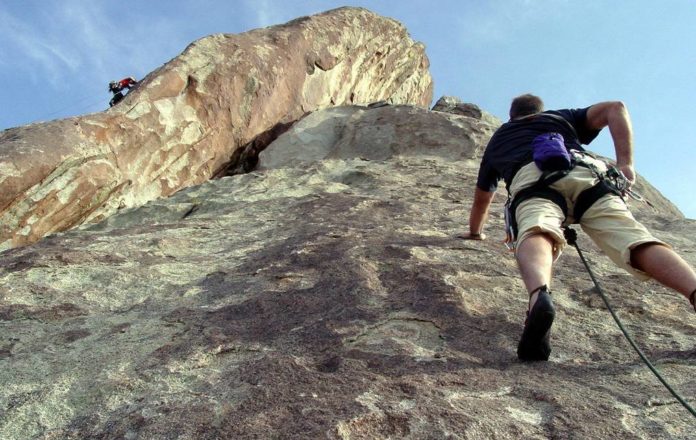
[109,77,137,94]
[108,77,137,107]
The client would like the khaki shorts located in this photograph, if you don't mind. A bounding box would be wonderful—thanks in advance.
[509,157,666,280]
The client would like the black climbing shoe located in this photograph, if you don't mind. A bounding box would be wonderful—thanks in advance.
[690,289,696,312]
[517,285,555,362]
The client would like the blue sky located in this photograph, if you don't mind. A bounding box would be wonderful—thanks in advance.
[1,1,694,218]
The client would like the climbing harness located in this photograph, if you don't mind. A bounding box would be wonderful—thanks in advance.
[504,152,648,251]
[564,226,696,419]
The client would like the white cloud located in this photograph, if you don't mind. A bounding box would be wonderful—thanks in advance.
[256,0,275,27]
[243,0,295,28]
[0,2,181,91]
[60,2,115,78]
[0,9,78,85]
[0,3,116,88]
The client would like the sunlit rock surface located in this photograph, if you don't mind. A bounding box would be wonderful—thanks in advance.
[0,7,432,250]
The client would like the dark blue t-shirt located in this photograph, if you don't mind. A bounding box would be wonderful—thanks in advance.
[476,107,601,191]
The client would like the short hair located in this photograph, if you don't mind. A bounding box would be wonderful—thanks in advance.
[509,94,544,119]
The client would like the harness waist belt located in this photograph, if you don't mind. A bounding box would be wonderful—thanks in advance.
[508,173,622,238]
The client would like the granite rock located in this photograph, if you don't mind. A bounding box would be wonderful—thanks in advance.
[1,104,694,439]
[0,7,432,250]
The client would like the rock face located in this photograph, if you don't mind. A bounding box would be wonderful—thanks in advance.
[1,101,695,439]
[257,104,494,169]
[0,7,432,250]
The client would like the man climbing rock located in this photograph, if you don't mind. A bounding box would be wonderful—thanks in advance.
[463,94,696,361]
[108,76,137,107]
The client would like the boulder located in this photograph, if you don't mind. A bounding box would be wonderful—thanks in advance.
[255,104,500,169]
[0,7,433,250]
[432,95,499,126]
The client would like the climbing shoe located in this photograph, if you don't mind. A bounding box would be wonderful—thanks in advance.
[690,289,696,312]
[517,285,555,362]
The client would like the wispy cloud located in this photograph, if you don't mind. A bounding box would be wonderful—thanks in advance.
[59,2,116,80]
[0,2,186,92]
[243,0,298,28]
[0,8,81,85]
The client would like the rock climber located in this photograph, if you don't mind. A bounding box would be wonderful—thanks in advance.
[462,93,696,361]
[109,76,137,107]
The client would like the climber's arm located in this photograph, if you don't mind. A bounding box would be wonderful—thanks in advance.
[464,187,495,240]
[586,101,635,184]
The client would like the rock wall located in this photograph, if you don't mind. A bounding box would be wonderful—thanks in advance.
[1,104,694,439]
[0,7,433,250]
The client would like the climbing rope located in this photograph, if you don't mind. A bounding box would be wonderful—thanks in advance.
[563,226,696,418]
[41,94,107,120]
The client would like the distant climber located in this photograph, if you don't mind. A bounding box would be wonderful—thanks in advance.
[462,94,696,362]
[109,76,137,107]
